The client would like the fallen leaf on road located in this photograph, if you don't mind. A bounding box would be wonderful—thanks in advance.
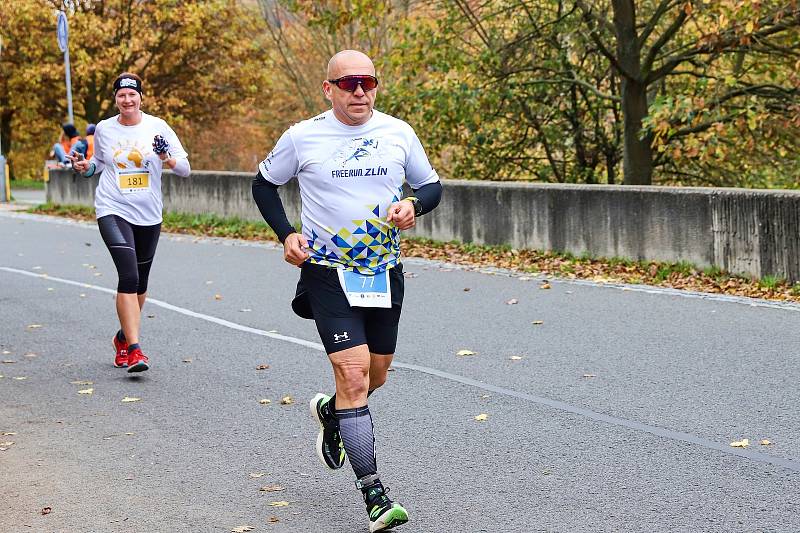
[506,298,518,305]
[760,439,773,446]
[78,388,94,395]
[474,414,488,422]
[214,294,223,300]
[248,472,266,478]
[260,485,285,492]
[510,356,523,361]
[1,432,16,436]
[539,282,551,289]
[256,364,270,370]
[259,399,272,405]
[121,397,141,403]
[456,350,476,356]
[70,380,93,385]
[730,438,749,448]
[41,507,52,515]
[231,526,255,532]
[531,320,544,325]
[269,501,289,507]
[463,287,471,292]
[268,516,280,523]
[27,324,43,329]
[280,396,293,405]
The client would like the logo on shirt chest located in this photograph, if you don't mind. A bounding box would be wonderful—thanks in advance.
[329,137,391,179]
[331,166,388,179]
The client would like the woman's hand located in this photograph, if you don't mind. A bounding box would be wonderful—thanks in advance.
[66,151,90,173]
[153,135,170,161]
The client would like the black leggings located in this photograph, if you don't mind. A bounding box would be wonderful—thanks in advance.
[97,215,161,294]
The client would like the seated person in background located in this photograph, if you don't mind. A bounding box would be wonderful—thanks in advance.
[85,123,96,160]
[51,123,87,166]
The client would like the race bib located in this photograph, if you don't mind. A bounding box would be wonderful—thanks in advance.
[118,168,149,194]
[337,269,392,308]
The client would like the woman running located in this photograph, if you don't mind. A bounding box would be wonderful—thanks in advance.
[69,72,190,372]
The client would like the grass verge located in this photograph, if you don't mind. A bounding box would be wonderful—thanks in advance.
[27,203,800,304]
[10,179,46,190]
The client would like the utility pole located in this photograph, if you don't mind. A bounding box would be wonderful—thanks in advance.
[57,11,74,124]
[0,34,7,202]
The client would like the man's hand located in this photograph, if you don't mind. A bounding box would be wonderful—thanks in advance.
[66,151,90,173]
[386,200,416,230]
[283,232,310,267]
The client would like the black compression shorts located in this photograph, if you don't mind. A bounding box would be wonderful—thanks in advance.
[97,215,161,294]
[293,263,405,355]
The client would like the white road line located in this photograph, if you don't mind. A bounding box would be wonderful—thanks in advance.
[0,266,323,351]
[3,265,800,473]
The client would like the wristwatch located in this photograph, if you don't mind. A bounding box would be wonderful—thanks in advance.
[405,196,423,217]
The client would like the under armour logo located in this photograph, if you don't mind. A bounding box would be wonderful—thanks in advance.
[333,331,350,343]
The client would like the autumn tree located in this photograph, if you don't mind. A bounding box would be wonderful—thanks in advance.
[384,1,799,187]
[0,0,271,180]
[575,0,800,184]
[255,0,423,118]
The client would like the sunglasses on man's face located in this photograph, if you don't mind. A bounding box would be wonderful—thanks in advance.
[328,75,379,92]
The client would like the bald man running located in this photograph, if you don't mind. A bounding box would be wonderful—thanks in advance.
[252,50,442,531]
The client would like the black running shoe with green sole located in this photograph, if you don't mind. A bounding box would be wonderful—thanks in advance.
[365,485,409,532]
[310,393,346,470]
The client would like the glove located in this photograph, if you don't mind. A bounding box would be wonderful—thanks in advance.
[152,135,170,155]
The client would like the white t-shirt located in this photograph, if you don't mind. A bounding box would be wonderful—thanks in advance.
[92,112,188,225]
[259,109,440,274]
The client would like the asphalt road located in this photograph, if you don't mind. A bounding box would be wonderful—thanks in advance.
[1,210,799,533]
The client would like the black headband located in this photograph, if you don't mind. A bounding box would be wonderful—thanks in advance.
[113,76,142,95]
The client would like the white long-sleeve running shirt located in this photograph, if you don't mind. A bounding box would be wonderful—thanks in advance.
[92,112,189,225]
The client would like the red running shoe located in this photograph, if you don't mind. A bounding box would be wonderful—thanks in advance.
[127,347,150,373]
[113,335,128,368]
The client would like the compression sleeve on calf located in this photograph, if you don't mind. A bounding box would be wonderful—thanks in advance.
[171,158,190,177]
[411,180,443,216]
[252,173,297,243]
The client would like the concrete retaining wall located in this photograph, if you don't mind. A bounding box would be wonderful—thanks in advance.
[47,169,800,282]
